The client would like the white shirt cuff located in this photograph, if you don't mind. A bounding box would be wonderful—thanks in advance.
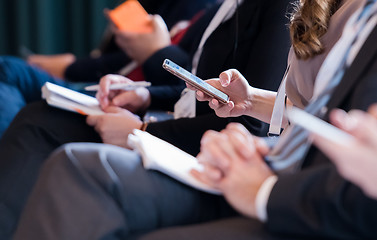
[255,175,278,222]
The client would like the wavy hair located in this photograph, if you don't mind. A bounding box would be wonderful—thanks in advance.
[290,0,342,60]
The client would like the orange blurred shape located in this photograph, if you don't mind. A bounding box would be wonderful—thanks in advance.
[73,108,87,115]
[108,0,152,33]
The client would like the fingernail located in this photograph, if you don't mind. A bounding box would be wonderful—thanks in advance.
[334,110,357,131]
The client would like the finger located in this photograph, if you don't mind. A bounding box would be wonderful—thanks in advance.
[219,71,231,87]
[196,90,212,102]
[190,169,221,189]
[348,111,377,147]
[222,127,252,160]
[200,137,233,170]
[253,137,270,156]
[368,103,377,119]
[86,115,99,126]
[202,162,224,181]
[112,91,134,107]
[98,75,114,98]
[103,106,123,114]
[152,14,167,32]
[209,98,220,109]
[200,131,235,170]
[225,123,250,139]
[209,100,235,117]
[219,69,242,87]
[329,109,358,132]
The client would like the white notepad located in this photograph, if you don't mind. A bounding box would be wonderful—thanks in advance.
[42,82,104,115]
[128,129,221,195]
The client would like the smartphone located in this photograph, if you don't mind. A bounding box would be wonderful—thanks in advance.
[162,59,230,104]
[286,107,355,145]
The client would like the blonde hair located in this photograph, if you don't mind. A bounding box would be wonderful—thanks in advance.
[290,0,341,60]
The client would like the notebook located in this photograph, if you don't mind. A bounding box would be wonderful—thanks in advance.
[128,129,222,195]
[42,82,104,115]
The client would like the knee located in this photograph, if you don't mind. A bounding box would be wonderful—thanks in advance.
[45,143,141,177]
[0,56,29,84]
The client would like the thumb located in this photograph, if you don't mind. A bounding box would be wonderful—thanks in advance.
[112,91,134,107]
[152,14,167,31]
[219,69,244,87]
[86,115,99,126]
[104,106,123,114]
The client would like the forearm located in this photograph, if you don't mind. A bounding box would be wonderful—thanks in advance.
[247,88,277,124]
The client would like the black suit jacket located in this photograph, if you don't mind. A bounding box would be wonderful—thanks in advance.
[266,26,377,239]
[145,0,292,155]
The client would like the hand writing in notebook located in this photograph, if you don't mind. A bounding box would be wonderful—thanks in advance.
[191,123,273,218]
[96,74,151,113]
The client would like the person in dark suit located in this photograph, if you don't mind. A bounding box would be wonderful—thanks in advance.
[0,0,291,239]
[10,0,377,239]
[13,15,377,239]
[0,0,217,138]
[27,0,218,81]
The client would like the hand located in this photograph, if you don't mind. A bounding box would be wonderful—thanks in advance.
[27,53,76,79]
[113,14,171,64]
[192,123,273,218]
[311,105,377,199]
[96,74,151,113]
[186,69,255,118]
[86,106,142,149]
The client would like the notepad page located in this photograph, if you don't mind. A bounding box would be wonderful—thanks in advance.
[128,130,221,195]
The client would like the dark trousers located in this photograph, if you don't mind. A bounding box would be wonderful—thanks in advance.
[13,142,281,240]
[0,101,102,239]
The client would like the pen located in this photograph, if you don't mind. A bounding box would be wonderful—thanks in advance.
[84,81,151,91]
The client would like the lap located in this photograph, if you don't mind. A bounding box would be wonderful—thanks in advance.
[136,217,286,240]
[59,143,238,231]
[0,56,63,102]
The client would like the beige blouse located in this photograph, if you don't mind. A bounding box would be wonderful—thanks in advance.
[285,0,366,108]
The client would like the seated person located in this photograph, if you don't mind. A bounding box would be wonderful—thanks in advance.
[0,0,216,137]
[0,0,292,238]
[312,104,377,200]
[26,0,217,81]
[12,1,377,239]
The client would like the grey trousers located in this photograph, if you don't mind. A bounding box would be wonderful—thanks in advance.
[14,143,261,240]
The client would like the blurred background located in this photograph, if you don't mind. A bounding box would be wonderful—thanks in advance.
[0,0,121,58]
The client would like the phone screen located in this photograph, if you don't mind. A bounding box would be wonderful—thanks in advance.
[162,59,229,104]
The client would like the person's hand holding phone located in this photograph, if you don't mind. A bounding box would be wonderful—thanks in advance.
[187,69,255,118]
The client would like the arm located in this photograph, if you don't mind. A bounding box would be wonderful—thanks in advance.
[189,0,292,124]
[191,69,292,125]
[64,51,131,82]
